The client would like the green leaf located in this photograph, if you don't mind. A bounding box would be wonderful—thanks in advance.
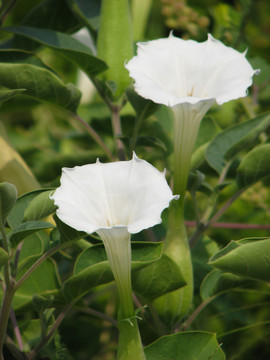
[136,136,167,152]
[236,143,270,188]
[0,89,26,103]
[205,112,270,174]
[23,190,56,222]
[144,331,225,360]
[20,0,80,34]
[126,87,159,120]
[132,253,186,301]
[67,0,101,32]
[32,294,54,315]
[0,247,9,268]
[63,242,163,301]
[200,269,251,301]
[17,231,50,275]
[52,215,85,244]
[8,189,54,229]
[4,26,107,77]
[0,182,18,227]
[209,238,270,282]
[0,61,81,112]
[187,172,213,196]
[8,221,54,248]
[12,259,60,310]
[192,236,219,291]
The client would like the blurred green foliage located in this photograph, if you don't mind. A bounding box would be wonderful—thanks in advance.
[0,0,270,359]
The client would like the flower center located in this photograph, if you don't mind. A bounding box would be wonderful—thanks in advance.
[187,86,195,97]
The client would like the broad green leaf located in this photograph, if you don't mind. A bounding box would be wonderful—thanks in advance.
[1,0,81,52]
[205,112,270,174]
[132,253,186,300]
[5,26,107,77]
[52,215,85,243]
[8,189,54,229]
[0,62,81,112]
[63,242,163,301]
[67,0,101,32]
[0,182,17,226]
[144,331,225,360]
[126,87,159,120]
[20,0,80,33]
[200,269,251,301]
[0,50,56,71]
[0,247,9,268]
[17,231,50,274]
[236,143,270,188]
[23,190,56,222]
[195,117,219,150]
[12,259,60,310]
[209,238,270,282]
[8,221,54,248]
[192,236,219,291]
[0,89,26,103]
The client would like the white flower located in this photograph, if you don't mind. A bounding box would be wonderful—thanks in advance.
[125,34,259,195]
[125,33,259,109]
[51,153,178,320]
[51,153,177,237]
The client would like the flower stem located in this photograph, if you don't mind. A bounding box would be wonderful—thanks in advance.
[99,229,145,359]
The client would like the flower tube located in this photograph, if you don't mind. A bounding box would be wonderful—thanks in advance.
[126,34,259,325]
[51,153,178,359]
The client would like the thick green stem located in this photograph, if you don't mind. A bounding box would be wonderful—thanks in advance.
[98,228,145,359]
[154,200,193,327]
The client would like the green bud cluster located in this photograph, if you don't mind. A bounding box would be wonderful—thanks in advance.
[161,0,210,38]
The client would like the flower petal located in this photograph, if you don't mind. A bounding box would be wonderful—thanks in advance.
[125,33,259,107]
[51,153,178,235]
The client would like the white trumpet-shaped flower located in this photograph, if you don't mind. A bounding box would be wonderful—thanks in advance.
[51,153,178,322]
[125,33,259,108]
[126,34,259,195]
[51,153,177,238]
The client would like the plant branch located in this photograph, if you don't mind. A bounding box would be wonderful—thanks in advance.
[75,306,118,327]
[0,0,18,25]
[111,105,126,160]
[182,296,215,330]
[10,308,24,351]
[28,303,74,360]
[70,112,114,161]
[15,242,69,290]
[189,188,245,247]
